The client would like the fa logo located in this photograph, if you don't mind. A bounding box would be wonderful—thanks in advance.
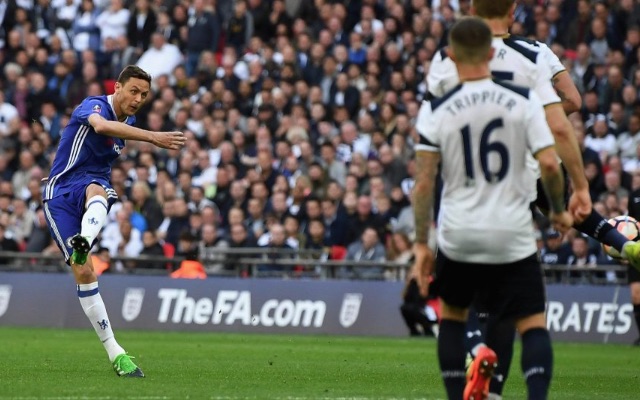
[87,217,98,225]
[97,319,109,330]
[113,143,122,155]
[92,104,102,113]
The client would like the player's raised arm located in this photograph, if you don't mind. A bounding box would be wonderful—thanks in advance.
[531,46,589,200]
[88,113,186,150]
[526,94,573,232]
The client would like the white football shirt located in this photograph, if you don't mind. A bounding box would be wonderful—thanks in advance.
[428,35,563,201]
[415,79,555,263]
[427,35,561,105]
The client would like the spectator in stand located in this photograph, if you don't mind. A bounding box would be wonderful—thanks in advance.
[113,218,144,272]
[101,36,139,80]
[623,144,640,174]
[199,222,229,275]
[277,212,299,246]
[585,114,617,163]
[257,222,295,275]
[619,114,640,170]
[606,155,633,192]
[158,197,190,247]
[346,194,383,246]
[320,197,348,247]
[320,141,347,188]
[131,181,164,233]
[25,207,52,253]
[91,247,112,276]
[226,222,256,276]
[11,150,36,199]
[329,72,360,119]
[339,226,386,280]
[137,230,166,270]
[96,0,130,51]
[386,231,413,280]
[136,32,183,81]
[567,235,601,284]
[8,197,34,244]
[601,65,627,108]
[186,0,221,77]
[0,221,20,265]
[0,91,20,138]
[598,170,630,204]
[305,218,330,253]
[127,0,157,55]
[540,229,571,283]
[188,185,217,214]
[245,197,266,239]
[226,0,254,56]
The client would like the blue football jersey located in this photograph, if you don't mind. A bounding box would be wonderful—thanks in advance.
[44,95,136,201]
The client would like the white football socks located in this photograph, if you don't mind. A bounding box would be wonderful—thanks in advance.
[77,282,125,362]
[81,196,108,244]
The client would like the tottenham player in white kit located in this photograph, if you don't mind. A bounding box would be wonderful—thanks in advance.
[427,0,640,271]
[412,17,572,400]
[425,1,640,399]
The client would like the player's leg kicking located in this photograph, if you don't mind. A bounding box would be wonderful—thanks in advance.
[44,183,144,377]
[475,177,640,398]
[533,174,640,268]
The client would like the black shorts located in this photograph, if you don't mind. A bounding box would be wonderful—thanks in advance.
[436,251,546,322]
[629,265,640,284]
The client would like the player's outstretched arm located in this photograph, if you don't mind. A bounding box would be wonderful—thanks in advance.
[411,150,438,297]
[552,71,582,115]
[544,105,586,189]
[536,146,573,232]
[88,114,186,150]
[543,104,591,222]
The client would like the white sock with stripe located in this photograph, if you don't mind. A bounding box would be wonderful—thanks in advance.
[81,196,108,244]
[77,282,125,362]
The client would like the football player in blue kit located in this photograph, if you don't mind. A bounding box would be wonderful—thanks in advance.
[43,65,186,377]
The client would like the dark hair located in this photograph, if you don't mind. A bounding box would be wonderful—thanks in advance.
[449,17,493,64]
[473,0,514,19]
[117,65,152,85]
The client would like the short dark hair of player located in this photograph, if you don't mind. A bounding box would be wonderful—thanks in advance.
[117,65,152,85]
[449,17,493,64]
[473,0,514,19]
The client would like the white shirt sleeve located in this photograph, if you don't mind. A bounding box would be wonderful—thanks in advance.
[524,91,556,155]
[427,50,459,98]
[532,54,562,107]
[414,101,440,153]
[539,42,566,78]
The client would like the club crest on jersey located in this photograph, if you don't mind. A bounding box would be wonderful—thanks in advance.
[92,104,102,113]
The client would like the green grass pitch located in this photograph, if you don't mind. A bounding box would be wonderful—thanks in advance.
[0,327,638,399]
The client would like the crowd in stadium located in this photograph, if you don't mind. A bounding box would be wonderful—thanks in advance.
[0,0,639,279]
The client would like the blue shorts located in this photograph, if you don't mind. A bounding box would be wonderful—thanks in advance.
[43,178,116,264]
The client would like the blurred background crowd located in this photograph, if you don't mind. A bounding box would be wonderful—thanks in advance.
[0,0,639,281]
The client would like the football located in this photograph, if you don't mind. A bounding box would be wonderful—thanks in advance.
[602,215,640,259]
